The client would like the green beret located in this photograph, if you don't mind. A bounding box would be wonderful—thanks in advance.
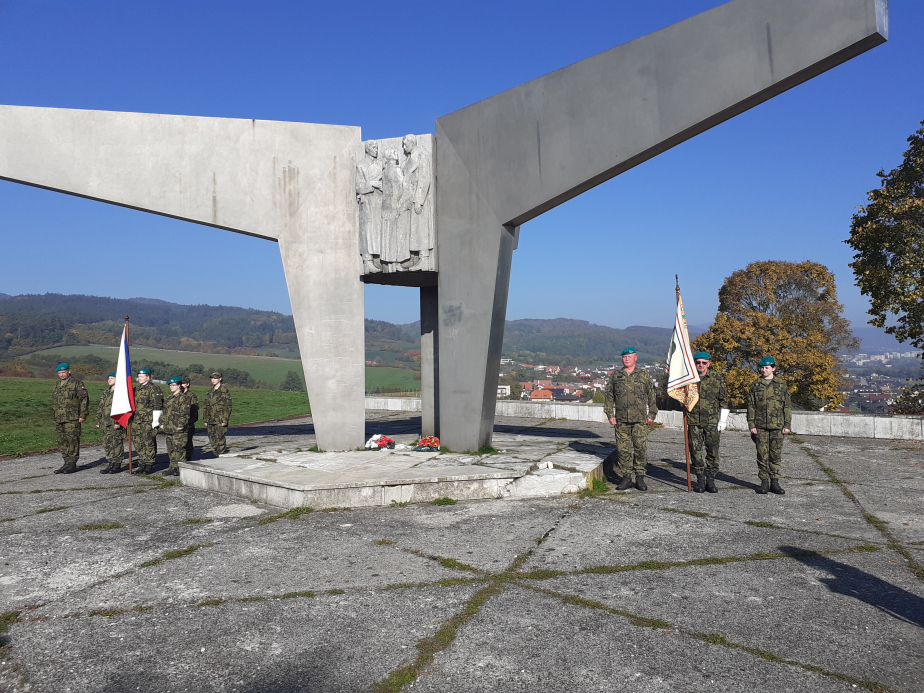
[55,363,70,372]
[137,368,152,375]
[694,352,711,361]
[621,347,636,356]
[758,356,776,367]
[107,372,117,378]
[167,376,182,385]
[210,371,223,379]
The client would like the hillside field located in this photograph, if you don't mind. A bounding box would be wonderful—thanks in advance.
[0,377,313,459]
[18,345,420,393]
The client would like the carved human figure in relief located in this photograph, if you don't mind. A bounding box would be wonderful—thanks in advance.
[355,140,383,274]
[398,134,433,270]
[379,148,406,272]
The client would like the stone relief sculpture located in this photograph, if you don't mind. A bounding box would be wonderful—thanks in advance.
[356,134,435,274]
[355,141,383,274]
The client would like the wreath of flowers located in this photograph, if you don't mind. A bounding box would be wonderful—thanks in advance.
[365,434,395,450]
[414,436,440,452]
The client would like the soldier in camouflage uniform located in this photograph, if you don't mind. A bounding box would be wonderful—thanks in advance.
[203,371,233,456]
[132,368,164,474]
[95,372,125,474]
[747,356,792,495]
[51,363,89,474]
[604,347,658,491]
[687,352,729,494]
[181,376,198,460]
[160,377,191,476]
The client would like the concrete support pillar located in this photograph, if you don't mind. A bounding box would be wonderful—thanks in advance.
[420,285,440,437]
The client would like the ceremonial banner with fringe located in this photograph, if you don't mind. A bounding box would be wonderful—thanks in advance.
[667,291,700,411]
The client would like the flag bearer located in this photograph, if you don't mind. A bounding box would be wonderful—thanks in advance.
[160,377,190,476]
[604,347,658,491]
[747,356,791,495]
[132,368,164,475]
[687,353,729,493]
[180,376,198,460]
[95,372,125,474]
[51,363,89,474]
[203,371,233,456]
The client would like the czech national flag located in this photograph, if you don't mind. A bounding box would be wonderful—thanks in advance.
[110,326,135,427]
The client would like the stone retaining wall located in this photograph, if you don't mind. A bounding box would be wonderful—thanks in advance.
[364,397,924,441]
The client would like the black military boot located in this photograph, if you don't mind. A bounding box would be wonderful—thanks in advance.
[693,473,706,493]
[634,476,648,492]
[616,476,634,491]
[705,473,718,494]
[99,464,112,474]
[131,466,146,475]
[61,462,78,474]
[53,463,68,474]
[109,463,122,474]
[769,478,785,495]
[756,479,770,495]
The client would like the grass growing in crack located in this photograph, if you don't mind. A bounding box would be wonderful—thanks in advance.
[259,506,314,525]
[1,518,15,522]
[36,506,68,514]
[279,591,316,599]
[477,445,498,455]
[183,518,212,525]
[139,542,213,568]
[390,500,410,508]
[431,497,457,506]
[692,632,891,691]
[198,598,227,607]
[371,582,503,693]
[745,520,779,528]
[436,557,481,573]
[0,611,20,654]
[375,539,395,545]
[326,589,345,595]
[663,508,710,519]
[79,522,124,531]
[88,608,125,618]
[578,478,609,498]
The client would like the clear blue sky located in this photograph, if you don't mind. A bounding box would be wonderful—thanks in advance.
[1,1,921,332]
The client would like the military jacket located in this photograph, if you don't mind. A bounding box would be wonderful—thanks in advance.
[162,391,191,431]
[186,391,199,425]
[133,382,165,422]
[95,388,118,429]
[687,370,730,427]
[747,377,792,431]
[204,384,233,425]
[603,368,658,424]
[52,376,89,423]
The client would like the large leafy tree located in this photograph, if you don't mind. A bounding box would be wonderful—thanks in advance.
[846,119,924,413]
[693,260,858,409]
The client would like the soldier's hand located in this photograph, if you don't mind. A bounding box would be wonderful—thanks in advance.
[95,424,100,428]
[646,418,653,425]
[608,417,617,426]
[782,428,790,435]
[221,423,228,428]
[78,418,84,423]
[750,428,758,434]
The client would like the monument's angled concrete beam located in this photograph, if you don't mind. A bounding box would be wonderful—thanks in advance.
[434,0,888,451]
[437,0,888,228]
[0,106,359,241]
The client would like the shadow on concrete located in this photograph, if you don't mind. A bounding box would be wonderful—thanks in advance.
[494,424,603,439]
[781,546,924,629]
[654,456,756,490]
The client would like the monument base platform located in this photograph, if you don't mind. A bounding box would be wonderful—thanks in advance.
[179,447,601,509]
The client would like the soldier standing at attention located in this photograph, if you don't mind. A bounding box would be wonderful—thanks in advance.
[203,371,233,456]
[181,376,198,460]
[132,368,164,475]
[604,347,658,491]
[747,356,792,495]
[687,352,730,494]
[160,377,190,476]
[95,372,125,474]
[51,363,89,474]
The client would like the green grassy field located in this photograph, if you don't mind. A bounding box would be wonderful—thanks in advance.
[19,345,421,393]
[0,377,311,459]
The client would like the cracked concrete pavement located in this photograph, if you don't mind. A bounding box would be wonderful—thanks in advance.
[1,412,922,692]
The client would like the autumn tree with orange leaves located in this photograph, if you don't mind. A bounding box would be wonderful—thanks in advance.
[692,260,858,409]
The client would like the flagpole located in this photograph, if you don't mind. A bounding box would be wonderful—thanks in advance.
[125,316,134,475]
[676,276,693,492]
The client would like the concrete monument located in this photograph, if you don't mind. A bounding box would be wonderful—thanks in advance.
[0,0,888,452]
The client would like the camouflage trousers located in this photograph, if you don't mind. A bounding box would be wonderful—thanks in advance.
[185,426,196,461]
[207,424,228,455]
[614,422,649,477]
[688,425,721,475]
[134,420,158,468]
[165,429,188,469]
[753,428,784,480]
[101,427,124,467]
[55,422,81,464]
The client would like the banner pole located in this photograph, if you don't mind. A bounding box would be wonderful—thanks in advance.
[676,277,693,491]
[125,316,133,474]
